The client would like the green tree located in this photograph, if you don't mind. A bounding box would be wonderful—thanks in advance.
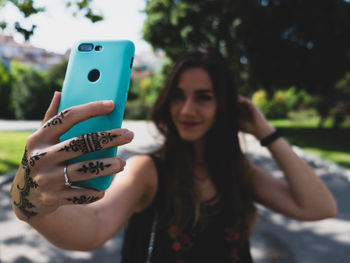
[143,0,350,126]
[0,61,14,118]
[47,59,68,92]
[0,0,103,41]
[332,72,350,127]
[10,61,54,120]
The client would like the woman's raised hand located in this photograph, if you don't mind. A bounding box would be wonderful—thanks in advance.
[10,92,134,221]
[237,96,274,140]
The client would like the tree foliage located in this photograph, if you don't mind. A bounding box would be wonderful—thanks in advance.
[10,61,54,119]
[0,59,67,120]
[47,59,68,92]
[143,0,350,125]
[0,61,14,118]
[0,0,103,41]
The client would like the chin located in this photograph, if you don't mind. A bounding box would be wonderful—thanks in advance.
[178,131,205,142]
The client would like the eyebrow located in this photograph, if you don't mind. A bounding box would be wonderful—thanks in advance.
[196,89,214,94]
[175,87,214,93]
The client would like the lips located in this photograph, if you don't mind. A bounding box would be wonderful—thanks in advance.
[179,120,200,128]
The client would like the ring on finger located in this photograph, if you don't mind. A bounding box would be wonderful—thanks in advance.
[64,165,72,187]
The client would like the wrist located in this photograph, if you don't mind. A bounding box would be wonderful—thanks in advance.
[254,124,275,140]
[260,129,283,147]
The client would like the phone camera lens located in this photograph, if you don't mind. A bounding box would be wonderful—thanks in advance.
[88,69,100,82]
[95,45,102,51]
[78,43,94,52]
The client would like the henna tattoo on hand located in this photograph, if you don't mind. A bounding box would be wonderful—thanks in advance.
[66,195,100,204]
[21,148,29,168]
[58,132,119,154]
[43,109,71,128]
[22,149,47,168]
[29,152,47,167]
[14,167,39,217]
[77,161,112,175]
[13,148,46,219]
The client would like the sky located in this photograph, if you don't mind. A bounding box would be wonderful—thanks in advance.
[0,0,151,55]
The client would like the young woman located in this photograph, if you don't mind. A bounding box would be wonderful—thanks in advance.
[11,48,337,262]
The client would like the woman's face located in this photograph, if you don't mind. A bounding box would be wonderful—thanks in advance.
[170,68,217,142]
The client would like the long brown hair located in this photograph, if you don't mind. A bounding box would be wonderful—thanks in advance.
[150,48,256,240]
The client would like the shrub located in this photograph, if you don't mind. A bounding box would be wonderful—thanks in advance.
[252,89,290,118]
[270,90,290,118]
[0,62,14,118]
[47,59,68,92]
[285,86,315,111]
[124,100,151,120]
[10,61,54,120]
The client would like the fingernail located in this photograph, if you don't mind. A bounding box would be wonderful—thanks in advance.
[102,100,114,109]
[123,130,134,140]
[121,159,126,166]
[52,91,58,100]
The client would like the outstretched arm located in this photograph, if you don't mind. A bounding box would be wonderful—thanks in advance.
[10,92,157,250]
[238,96,337,221]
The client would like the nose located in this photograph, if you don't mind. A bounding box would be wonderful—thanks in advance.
[180,98,195,115]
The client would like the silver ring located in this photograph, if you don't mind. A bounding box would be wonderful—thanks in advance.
[64,166,72,187]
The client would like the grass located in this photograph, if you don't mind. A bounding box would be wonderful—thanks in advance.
[269,119,350,169]
[0,131,32,175]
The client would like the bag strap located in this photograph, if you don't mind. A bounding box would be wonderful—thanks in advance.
[145,213,157,263]
[146,154,162,263]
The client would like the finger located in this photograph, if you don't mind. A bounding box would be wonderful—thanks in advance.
[50,129,134,163]
[238,95,250,104]
[42,92,62,125]
[62,188,105,205]
[65,157,126,183]
[39,100,115,141]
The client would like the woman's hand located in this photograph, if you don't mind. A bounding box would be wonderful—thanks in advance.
[10,92,134,221]
[237,96,275,140]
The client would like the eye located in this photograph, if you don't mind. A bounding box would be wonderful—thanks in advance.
[171,90,185,101]
[196,94,213,102]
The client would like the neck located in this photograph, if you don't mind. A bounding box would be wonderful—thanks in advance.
[194,140,205,165]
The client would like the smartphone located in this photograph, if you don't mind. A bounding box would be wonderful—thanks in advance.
[58,40,135,190]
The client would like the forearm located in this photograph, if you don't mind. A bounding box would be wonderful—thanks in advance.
[266,136,337,218]
[10,169,103,251]
[25,205,102,251]
[238,97,337,219]
[9,95,133,251]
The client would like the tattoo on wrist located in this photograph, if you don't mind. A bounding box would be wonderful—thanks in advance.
[66,195,100,204]
[14,148,40,219]
[43,109,71,128]
[58,132,119,153]
[14,148,46,219]
[77,161,112,175]
[21,148,29,168]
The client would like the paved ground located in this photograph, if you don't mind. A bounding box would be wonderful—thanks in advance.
[1,120,349,263]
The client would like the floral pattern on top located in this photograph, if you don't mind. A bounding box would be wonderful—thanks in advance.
[225,221,242,262]
[169,224,196,252]
[168,221,242,263]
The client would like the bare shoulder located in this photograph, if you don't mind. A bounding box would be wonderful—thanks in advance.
[123,155,158,187]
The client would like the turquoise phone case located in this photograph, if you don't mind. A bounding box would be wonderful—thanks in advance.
[58,40,135,190]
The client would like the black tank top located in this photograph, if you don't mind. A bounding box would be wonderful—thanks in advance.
[121,155,253,263]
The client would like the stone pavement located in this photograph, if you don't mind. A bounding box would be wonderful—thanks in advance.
[0,120,349,263]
